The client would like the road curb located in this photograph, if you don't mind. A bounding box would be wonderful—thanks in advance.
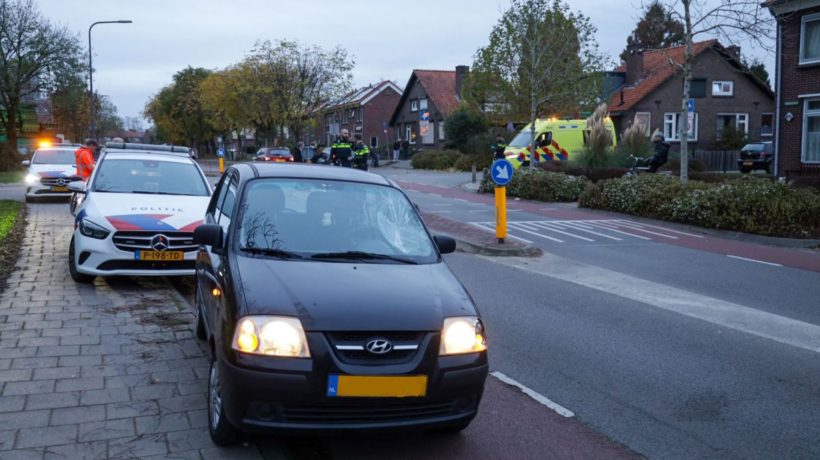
[422,213,542,258]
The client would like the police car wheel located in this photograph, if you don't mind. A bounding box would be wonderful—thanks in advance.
[24,195,36,203]
[68,236,94,284]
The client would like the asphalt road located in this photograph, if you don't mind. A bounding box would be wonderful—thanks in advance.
[376,167,820,459]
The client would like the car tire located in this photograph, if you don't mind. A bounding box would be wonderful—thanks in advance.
[24,195,35,203]
[195,289,207,341]
[68,236,94,284]
[208,360,238,446]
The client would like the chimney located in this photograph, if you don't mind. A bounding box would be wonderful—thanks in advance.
[455,65,469,100]
[625,43,644,85]
[726,45,741,60]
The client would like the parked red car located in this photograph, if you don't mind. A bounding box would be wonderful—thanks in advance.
[254,148,293,163]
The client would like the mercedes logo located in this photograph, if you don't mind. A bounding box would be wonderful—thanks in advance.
[151,234,169,251]
[365,339,393,355]
[56,178,66,186]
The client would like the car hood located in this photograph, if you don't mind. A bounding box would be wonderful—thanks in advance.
[78,192,209,232]
[29,164,78,178]
[234,257,477,331]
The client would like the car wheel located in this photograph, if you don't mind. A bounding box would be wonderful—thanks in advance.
[24,195,36,203]
[195,288,207,341]
[68,236,94,284]
[208,360,238,446]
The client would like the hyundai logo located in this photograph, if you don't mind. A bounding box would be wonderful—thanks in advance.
[151,234,169,251]
[365,339,393,355]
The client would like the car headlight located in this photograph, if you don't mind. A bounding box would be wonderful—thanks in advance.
[439,316,487,356]
[79,219,111,240]
[25,173,40,185]
[232,316,310,358]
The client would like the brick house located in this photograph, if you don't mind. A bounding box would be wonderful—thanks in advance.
[314,81,402,149]
[389,66,468,150]
[608,40,774,152]
[765,0,820,177]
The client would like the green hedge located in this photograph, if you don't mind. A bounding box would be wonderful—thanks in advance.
[479,168,589,202]
[410,150,461,170]
[579,174,820,238]
[453,154,493,172]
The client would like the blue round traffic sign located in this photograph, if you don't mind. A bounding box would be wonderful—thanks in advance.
[491,159,514,186]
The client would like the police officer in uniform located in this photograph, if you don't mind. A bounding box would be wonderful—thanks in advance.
[492,135,507,160]
[351,133,370,171]
[330,129,353,167]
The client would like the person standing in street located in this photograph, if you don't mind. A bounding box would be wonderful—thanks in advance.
[294,141,304,163]
[351,133,370,171]
[75,140,97,181]
[392,139,401,161]
[492,135,507,160]
[331,129,353,167]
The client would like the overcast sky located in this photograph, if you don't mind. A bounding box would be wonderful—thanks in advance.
[37,0,774,123]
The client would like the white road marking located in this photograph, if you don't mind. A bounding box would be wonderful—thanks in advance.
[506,223,566,243]
[617,220,704,238]
[491,372,575,418]
[526,222,595,242]
[584,222,651,240]
[727,255,783,267]
[432,203,453,207]
[470,222,535,244]
[453,198,469,202]
[600,221,678,239]
[427,193,443,198]
[553,222,622,241]
[485,254,820,354]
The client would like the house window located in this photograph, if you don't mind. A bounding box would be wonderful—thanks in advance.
[761,113,774,137]
[800,12,820,65]
[350,109,357,121]
[691,78,707,98]
[712,81,734,97]
[406,125,415,144]
[803,98,820,163]
[370,136,378,148]
[664,112,698,141]
[716,113,749,139]
[634,112,651,135]
[419,98,428,111]
[410,100,418,112]
[438,121,445,141]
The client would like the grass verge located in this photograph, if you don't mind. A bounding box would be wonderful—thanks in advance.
[0,200,27,291]
[0,171,23,183]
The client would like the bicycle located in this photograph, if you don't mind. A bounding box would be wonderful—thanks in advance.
[624,155,672,177]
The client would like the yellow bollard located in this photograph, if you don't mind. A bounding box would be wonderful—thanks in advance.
[495,186,506,244]
[218,157,224,174]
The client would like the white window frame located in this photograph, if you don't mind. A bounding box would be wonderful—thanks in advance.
[438,121,445,141]
[760,112,774,137]
[803,98,820,163]
[800,12,820,65]
[712,81,734,97]
[716,113,749,138]
[410,100,418,112]
[406,125,415,144]
[664,112,698,142]
[419,98,428,111]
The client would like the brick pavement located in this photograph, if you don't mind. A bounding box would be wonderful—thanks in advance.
[0,204,282,459]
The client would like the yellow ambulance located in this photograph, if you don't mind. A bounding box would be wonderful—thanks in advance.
[504,118,617,168]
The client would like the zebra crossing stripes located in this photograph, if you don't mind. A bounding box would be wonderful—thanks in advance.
[471,219,703,244]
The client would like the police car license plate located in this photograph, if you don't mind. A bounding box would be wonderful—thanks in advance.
[327,375,427,398]
[51,186,68,192]
[136,251,183,261]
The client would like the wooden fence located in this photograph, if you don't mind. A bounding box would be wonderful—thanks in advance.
[692,150,739,172]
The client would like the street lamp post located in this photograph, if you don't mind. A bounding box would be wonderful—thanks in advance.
[88,20,132,140]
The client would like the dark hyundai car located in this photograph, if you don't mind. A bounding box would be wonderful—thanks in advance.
[193,163,488,444]
[737,141,774,173]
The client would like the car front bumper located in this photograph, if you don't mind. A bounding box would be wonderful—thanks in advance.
[25,184,73,199]
[737,158,771,169]
[217,333,488,433]
[73,231,196,277]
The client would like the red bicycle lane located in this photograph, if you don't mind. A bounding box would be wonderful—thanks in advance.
[398,180,820,274]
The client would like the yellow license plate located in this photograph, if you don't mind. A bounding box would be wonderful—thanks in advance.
[327,375,427,398]
[136,251,183,261]
[743,161,753,166]
[51,186,68,192]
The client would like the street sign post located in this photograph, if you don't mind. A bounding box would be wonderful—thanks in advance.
[687,98,695,138]
[491,159,514,244]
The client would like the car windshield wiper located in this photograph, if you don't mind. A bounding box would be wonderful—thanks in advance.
[310,251,417,265]
[240,247,304,260]
[129,190,200,196]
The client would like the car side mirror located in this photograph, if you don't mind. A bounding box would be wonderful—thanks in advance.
[67,181,86,193]
[21,160,30,167]
[194,224,224,250]
[434,235,456,254]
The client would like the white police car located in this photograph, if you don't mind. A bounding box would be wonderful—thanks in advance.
[68,143,212,282]
[22,144,83,202]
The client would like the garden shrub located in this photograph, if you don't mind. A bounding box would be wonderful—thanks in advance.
[410,150,461,170]
[479,168,588,202]
[453,153,493,172]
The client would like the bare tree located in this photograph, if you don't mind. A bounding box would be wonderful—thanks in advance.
[0,0,83,169]
[656,0,774,182]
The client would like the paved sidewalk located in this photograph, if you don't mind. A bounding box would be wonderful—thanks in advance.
[0,204,277,459]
